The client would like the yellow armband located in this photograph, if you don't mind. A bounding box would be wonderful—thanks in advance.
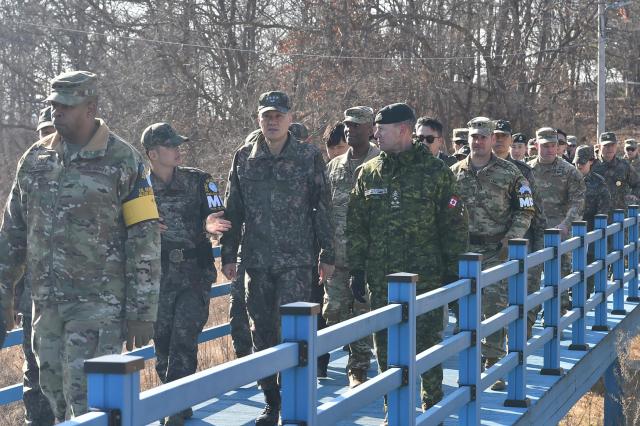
[123,165,160,227]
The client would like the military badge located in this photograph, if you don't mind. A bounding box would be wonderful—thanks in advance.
[391,190,400,209]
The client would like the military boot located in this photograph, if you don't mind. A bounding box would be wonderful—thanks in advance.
[163,414,184,426]
[485,357,506,391]
[255,388,280,426]
[348,368,367,388]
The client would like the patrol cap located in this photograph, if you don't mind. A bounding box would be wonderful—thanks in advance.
[258,91,291,114]
[573,145,595,165]
[512,133,528,145]
[567,135,578,146]
[344,106,374,124]
[625,138,638,148]
[45,71,97,106]
[467,117,494,137]
[452,128,469,143]
[536,127,558,144]
[36,106,53,131]
[375,103,416,124]
[289,122,309,140]
[493,119,512,135]
[599,132,617,145]
[141,122,188,150]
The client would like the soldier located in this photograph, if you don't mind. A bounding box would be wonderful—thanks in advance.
[453,144,470,162]
[623,138,640,175]
[527,138,538,160]
[510,133,528,161]
[592,132,640,211]
[221,91,334,426]
[324,106,378,388]
[36,106,56,138]
[556,128,571,162]
[142,122,223,425]
[566,135,578,161]
[348,103,468,412]
[492,121,547,337]
[451,117,534,391]
[415,117,457,166]
[452,128,469,151]
[0,71,160,420]
[323,122,349,160]
[289,122,309,142]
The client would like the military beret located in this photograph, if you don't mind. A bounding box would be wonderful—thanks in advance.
[536,127,558,144]
[258,91,291,114]
[599,132,617,145]
[375,103,416,124]
[493,119,512,135]
[625,138,638,148]
[452,128,469,143]
[45,70,97,106]
[344,106,374,124]
[289,122,309,140]
[512,133,528,145]
[567,135,578,146]
[141,122,188,150]
[573,145,595,165]
[36,106,53,131]
[467,117,494,137]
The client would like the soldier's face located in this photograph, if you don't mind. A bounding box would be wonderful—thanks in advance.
[326,139,349,159]
[51,100,94,140]
[375,123,406,153]
[626,146,638,159]
[344,121,372,147]
[258,110,292,143]
[601,143,617,162]
[493,132,511,157]
[510,143,527,161]
[576,160,591,175]
[470,133,494,158]
[538,142,557,163]
[415,125,441,156]
[557,142,567,156]
[150,145,182,168]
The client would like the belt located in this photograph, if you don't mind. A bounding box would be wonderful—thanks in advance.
[469,234,504,245]
[161,248,198,263]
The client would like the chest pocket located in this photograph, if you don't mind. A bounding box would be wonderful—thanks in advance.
[479,175,510,222]
[272,159,310,209]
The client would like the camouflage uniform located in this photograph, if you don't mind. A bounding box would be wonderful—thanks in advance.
[437,151,457,167]
[591,156,640,212]
[0,120,160,419]
[451,154,534,360]
[324,142,379,373]
[229,260,252,357]
[151,166,222,384]
[221,131,334,391]
[348,140,468,408]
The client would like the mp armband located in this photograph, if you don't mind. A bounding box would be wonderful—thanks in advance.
[122,165,160,227]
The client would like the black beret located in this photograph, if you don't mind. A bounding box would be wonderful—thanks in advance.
[512,133,528,144]
[375,103,416,124]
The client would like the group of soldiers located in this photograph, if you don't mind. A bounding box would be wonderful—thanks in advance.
[0,69,637,426]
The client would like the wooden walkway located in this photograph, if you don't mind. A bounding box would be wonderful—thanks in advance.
[161,293,638,426]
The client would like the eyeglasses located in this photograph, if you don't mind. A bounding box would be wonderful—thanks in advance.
[626,147,636,152]
[416,134,437,144]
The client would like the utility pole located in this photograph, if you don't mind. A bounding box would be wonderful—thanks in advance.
[597,1,606,138]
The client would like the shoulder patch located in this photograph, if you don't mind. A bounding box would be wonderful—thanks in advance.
[517,182,535,211]
[204,176,224,212]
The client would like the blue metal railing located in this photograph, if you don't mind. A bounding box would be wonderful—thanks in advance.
[48,207,640,424]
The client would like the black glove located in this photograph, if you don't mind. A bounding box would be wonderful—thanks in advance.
[349,270,367,303]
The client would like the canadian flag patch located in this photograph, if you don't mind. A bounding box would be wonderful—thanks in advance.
[448,196,459,209]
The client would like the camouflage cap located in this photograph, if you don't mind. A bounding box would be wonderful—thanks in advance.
[536,127,558,144]
[45,70,97,106]
[141,122,188,150]
[258,91,291,114]
[344,106,374,124]
[566,135,578,146]
[375,103,416,124]
[599,132,617,145]
[625,138,638,148]
[573,145,595,165]
[512,133,528,145]
[493,119,512,135]
[36,106,53,131]
[452,128,469,143]
[289,122,309,140]
[467,117,494,137]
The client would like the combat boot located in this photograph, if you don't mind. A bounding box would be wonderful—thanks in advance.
[348,368,367,388]
[163,414,184,426]
[255,388,280,426]
[485,357,506,391]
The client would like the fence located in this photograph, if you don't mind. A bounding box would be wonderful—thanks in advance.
[31,207,640,424]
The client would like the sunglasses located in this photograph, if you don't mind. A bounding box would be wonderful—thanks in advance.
[626,147,636,152]
[416,134,437,144]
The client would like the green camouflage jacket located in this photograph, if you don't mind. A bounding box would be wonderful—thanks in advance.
[583,171,612,231]
[593,156,640,211]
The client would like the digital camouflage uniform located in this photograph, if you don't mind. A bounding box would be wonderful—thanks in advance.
[592,156,640,212]
[348,141,468,408]
[151,166,222,384]
[451,154,534,360]
[324,142,379,373]
[623,139,640,176]
[584,171,612,294]
[0,120,160,419]
[221,131,334,391]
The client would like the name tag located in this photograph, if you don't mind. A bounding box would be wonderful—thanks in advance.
[365,188,387,197]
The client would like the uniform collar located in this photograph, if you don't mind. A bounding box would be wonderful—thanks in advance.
[248,133,299,160]
[41,119,110,159]
[459,153,498,171]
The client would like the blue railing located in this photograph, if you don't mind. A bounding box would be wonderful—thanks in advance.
[49,207,640,424]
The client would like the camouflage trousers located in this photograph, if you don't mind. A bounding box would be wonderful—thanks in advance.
[32,301,122,420]
[154,288,209,384]
[21,313,55,426]
[229,263,252,358]
[322,266,372,372]
[368,279,443,408]
[478,248,508,360]
[245,267,311,391]
[527,265,542,334]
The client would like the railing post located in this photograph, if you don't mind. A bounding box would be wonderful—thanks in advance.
[593,214,610,331]
[280,302,319,426]
[612,209,627,315]
[628,205,640,302]
[505,239,530,407]
[84,354,144,426]
[386,272,417,426]
[569,221,589,351]
[541,229,563,376]
[457,253,482,424]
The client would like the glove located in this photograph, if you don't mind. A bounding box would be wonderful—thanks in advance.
[125,320,154,351]
[349,270,367,304]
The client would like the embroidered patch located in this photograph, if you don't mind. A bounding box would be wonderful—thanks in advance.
[390,190,401,209]
[204,178,219,195]
[364,188,387,197]
[517,183,534,210]
[448,196,460,209]
[207,195,224,209]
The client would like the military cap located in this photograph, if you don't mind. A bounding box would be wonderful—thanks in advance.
[573,145,595,165]
[258,91,291,114]
[289,122,309,140]
[454,144,470,158]
[36,106,53,131]
[512,133,528,145]
[493,119,512,134]
[528,138,537,147]
[599,132,617,145]
[375,103,416,124]
[567,135,578,146]
[536,127,558,144]
[624,138,637,148]
[452,128,469,143]
[45,70,97,106]
[141,122,188,149]
[467,116,494,137]
[344,106,374,124]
